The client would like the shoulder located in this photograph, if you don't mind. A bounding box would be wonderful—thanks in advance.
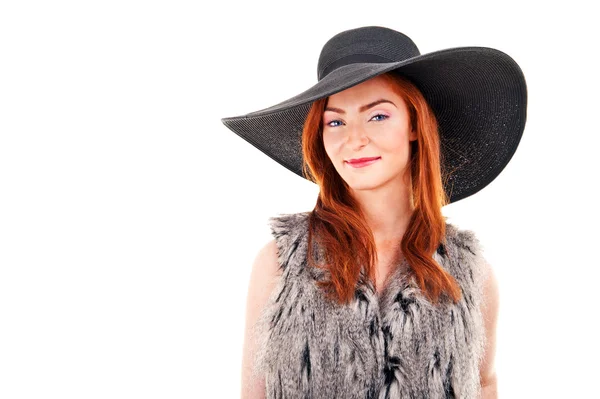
[443,222,484,258]
[443,224,499,383]
[439,222,489,299]
[267,211,311,239]
[247,239,282,300]
[267,211,312,269]
[254,238,280,275]
[241,238,282,387]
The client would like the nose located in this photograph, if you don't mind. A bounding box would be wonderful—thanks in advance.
[346,127,369,150]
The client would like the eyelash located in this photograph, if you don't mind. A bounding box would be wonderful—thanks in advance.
[326,114,389,128]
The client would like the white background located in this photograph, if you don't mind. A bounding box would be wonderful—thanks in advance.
[1,0,598,398]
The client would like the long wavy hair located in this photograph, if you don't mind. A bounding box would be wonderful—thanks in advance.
[301,71,461,306]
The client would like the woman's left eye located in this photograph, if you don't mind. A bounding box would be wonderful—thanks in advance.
[371,114,388,122]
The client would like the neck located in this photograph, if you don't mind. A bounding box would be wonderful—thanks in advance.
[349,175,414,244]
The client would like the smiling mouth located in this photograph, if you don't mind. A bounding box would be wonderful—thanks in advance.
[345,157,381,168]
[346,156,381,164]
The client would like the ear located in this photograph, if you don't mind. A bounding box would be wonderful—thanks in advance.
[409,129,417,142]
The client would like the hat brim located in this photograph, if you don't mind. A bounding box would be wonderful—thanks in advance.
[221,46,527,204]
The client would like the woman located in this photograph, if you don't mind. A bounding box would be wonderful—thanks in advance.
[222,26,527,399]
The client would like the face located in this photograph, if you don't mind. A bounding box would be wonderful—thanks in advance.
[322,75,417,192]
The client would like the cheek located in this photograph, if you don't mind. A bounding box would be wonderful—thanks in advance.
[322,132,341,156]
[380,133,409,155]
[390,122,413,148]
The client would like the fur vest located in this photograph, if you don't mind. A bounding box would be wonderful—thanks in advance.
[252,212,488,399]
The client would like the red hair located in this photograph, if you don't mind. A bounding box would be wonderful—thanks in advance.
[301,71,461,305]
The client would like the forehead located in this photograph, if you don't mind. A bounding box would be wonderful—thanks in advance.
[326,75,397,106]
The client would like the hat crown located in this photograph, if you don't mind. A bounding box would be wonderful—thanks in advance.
[317,26,420,80]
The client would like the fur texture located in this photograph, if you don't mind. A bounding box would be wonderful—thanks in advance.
[252,211,488,399]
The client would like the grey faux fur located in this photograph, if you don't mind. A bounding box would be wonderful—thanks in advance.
[252,211,488,399]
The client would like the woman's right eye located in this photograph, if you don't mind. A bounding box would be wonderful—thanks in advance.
[326,120,342,128]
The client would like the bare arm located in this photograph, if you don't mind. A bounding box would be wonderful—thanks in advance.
[479,258,500,398]
[241,239,281,399]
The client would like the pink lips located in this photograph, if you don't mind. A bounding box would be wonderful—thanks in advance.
[345,156,381,168]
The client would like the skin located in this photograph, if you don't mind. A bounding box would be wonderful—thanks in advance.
[240,74,500,398]
[480,257,500,397]
[321,74,417,286]
[323,74,499,397]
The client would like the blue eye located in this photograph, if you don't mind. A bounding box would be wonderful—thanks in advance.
[325,114,388,128]
[371,114,388,122]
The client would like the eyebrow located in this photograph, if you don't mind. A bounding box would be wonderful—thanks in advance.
[324,99,397,114]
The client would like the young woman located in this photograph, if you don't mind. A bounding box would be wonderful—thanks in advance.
[222,26,527,399]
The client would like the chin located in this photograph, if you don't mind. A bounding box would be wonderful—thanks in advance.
[344,177,386,191]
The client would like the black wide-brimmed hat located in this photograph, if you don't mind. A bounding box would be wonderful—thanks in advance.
[221,26,527,204]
